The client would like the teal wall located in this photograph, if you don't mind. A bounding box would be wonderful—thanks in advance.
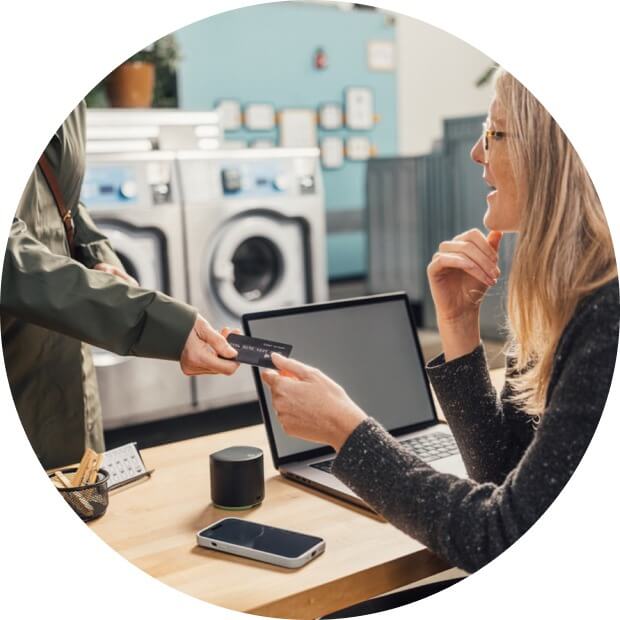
[175,2,398,279]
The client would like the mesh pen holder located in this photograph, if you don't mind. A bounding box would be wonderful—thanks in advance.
[49,467,110,522]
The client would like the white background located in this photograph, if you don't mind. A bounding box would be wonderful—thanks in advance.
[0,1,618,618]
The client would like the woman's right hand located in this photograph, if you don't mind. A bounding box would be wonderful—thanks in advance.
[427,229,502,359]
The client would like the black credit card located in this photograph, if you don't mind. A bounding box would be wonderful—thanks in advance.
[223,333,293,369]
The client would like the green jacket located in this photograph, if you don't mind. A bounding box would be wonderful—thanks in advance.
[1,102,196,470]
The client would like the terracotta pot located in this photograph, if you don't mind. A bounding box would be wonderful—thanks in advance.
[105,61,155,108]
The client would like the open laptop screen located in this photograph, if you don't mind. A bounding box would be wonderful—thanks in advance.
[244,294,437,463]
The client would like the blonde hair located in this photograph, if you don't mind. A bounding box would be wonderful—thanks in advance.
[495,70,617,416]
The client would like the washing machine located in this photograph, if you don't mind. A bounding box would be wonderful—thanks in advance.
[177,148,328,411]
[81,151,193,429]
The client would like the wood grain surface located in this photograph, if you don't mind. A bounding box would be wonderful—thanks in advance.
[89,368,506,618]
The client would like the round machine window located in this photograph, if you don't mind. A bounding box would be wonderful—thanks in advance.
[231,237,283,300]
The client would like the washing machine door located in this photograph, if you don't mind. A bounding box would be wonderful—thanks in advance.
[91,221,167,367]
[96,221,167,292]
[208,214,307,318]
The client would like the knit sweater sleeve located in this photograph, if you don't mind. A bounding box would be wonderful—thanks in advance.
[331,282,618,573]
[426,346,534,483]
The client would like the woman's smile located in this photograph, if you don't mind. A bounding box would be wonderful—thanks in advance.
[483,175,497,201]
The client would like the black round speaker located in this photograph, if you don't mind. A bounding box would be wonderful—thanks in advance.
[210,446,265,510]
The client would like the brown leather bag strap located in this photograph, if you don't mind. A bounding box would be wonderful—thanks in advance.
[38,153,76,256]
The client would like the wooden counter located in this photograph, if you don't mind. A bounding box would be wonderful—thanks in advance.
[90,368,505,618]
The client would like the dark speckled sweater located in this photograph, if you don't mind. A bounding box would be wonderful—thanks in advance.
[332,279,619,573]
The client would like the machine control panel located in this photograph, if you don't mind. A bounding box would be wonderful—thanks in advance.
[82,160,175,209]
[220,160,315,198]
[221,167,243,194]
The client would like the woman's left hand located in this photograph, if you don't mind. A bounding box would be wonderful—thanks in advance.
[261,354,367,451]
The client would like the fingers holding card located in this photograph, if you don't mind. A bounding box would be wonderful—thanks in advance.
[221,333,293,369]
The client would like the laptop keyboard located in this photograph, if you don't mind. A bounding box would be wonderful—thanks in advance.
[401,432,460,461]
[310,432,459,474]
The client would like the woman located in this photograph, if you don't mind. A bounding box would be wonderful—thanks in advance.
[261,70,618,579]
[1,102,239,470]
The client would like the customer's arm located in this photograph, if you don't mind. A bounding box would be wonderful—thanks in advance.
[332,286,618,573]
[426,345,534,484]
[1,217,194,360]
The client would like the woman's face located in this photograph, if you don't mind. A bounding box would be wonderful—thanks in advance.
[471,97,521,232]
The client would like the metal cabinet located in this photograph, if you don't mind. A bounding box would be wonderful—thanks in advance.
[367,115,513,340]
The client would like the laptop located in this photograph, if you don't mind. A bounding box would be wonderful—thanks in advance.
[243,293,467,512]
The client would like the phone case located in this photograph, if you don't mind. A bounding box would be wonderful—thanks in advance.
[196,518,326,569]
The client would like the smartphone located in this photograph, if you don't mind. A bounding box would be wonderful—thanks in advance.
[196,517,325,569]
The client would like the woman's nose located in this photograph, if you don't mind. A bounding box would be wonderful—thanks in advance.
[471,136,485,165]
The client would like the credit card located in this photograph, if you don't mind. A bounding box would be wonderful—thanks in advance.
[222,333,293,369]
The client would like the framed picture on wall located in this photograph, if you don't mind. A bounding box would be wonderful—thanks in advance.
[244,103,276,130]
[279,108,318,148]
[346,136,372,160]
[319,102,343,130]
[216,99,242,131]
[321,136,344,169]
[367,40,396,72]
[345,87,374,130]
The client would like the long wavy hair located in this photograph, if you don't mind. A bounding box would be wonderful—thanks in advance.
[496,70,617,416]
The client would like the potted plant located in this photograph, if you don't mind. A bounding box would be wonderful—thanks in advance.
[103,34,181,108]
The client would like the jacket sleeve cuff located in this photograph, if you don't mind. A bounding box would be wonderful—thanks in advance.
[425,344,495,418]
[332,417,427,502]
[131,293,197,361]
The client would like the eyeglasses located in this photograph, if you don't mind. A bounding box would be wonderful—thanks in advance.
[482,121,507,163]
